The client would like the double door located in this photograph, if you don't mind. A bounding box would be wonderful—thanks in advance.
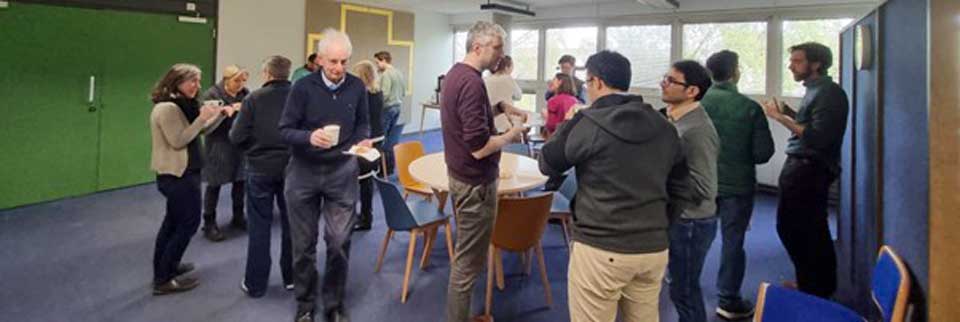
[0,3,215,209]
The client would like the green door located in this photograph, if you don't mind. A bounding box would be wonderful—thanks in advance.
[96,10,215,190]
[0,3,102,209]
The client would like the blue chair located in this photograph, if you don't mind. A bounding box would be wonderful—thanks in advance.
[754,246,911,322]
[548,173,577,250]
[373,177,453,303]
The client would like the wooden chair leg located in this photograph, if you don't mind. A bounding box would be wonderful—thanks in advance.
[524,249,533,276]
[485,246,495,316]
[560,216,572,251]
[495,249,505,291]
[402,230,419,303]
[535,242,553,307]
[420,226,437,270]
[444,220,455,265]
[375,229,394,273]
[435,190,448,213]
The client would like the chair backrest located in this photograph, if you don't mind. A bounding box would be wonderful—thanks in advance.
[394,141,425,188]
[492,193,553,251]
[871,246,911,322]
[373,177,417,231]
[557,172,577,200]
[754,283,865,322]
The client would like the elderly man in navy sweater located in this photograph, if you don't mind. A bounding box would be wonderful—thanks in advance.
[279,28,371,322]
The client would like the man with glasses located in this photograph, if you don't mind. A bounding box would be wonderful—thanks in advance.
[539,50,691,322]
[762,42,849,299]
[701,50,775,320]
[660,60,720,322]
[441,21,525,322]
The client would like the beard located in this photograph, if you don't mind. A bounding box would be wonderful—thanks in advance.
[793,67,813,81]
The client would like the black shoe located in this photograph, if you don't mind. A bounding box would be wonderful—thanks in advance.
[240,278,264,298]
[176,262,195,276]
[325,309,349,322]
[203,225,226,242]
[153,276,199,295]
[295,310,313,322]
[716,299,755,320]
[230,216,247,231]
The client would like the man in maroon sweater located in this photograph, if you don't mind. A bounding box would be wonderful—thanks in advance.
[441,21,525,322]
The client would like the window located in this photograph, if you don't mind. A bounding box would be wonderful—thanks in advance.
[454,30,468,63]
[510,29,540,80]
[515,93,538,112]
[606,25,672,88]
[545,26,598,80]
[781,18,854,97]
[683,22,768,94]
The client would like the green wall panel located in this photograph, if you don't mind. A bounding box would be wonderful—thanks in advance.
[0,3,102,209]
[0,2,216,209]
[96,10,215,190]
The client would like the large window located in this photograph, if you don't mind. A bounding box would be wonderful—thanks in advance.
[545,26,598,80]
[510,29,540,80]
[515,93,538,112]
[781,18,853,97]
[453,30,468,63]
[684,22,768,94]
[606,25,672,88]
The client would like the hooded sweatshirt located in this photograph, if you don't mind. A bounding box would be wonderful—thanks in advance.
[538,93,693,254]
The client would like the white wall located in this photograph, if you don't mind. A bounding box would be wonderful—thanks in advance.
[216,0,306,89]
[408,10,453,133]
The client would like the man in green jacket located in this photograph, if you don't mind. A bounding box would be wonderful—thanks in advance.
[701,50,775,320]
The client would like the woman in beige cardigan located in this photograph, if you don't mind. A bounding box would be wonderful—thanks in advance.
[149,63,224,295]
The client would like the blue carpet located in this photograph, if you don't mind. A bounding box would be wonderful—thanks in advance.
[0,130,804,322]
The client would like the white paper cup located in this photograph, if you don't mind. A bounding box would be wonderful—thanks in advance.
[203,100,223,107]
[323,124,341,144]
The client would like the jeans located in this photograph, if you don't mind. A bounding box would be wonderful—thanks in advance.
[381,104,402,174]
[715,194,755,307]
[445,176,498,322]
[285,159,359,314]
[668,217,718,322]
[243,173,292,297]
[777,156,837,298]
[153,170,202,285]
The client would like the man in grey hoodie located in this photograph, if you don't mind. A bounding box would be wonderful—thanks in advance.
[660,60,720,322]
[539,50,692,322]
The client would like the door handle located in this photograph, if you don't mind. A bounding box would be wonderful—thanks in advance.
[88,75,97,112]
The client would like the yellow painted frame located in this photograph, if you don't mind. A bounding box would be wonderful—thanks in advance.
[304,4,415,95]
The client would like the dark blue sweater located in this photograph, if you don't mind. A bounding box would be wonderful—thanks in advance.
[279,71,370,164]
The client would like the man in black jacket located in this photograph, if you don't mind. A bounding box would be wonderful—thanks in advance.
[229,55,294,298]
[538,50,692,322]
[279,29,371,322]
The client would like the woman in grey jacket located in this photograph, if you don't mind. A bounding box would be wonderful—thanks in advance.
[149,64,224,294]
[200,65,250,241]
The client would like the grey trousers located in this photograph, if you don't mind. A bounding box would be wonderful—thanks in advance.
[284,159,359,314]
[445,176,498,322]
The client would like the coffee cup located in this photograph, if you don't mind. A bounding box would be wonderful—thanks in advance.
[203,100,223,107]
[323,124,341,144]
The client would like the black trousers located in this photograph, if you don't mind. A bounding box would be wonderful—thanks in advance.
[776,156,837,298]
[203,181,245,224]
[285,159,359,314]
[154,170,202,284]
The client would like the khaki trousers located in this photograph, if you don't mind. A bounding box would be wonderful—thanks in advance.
[568,242,669,322]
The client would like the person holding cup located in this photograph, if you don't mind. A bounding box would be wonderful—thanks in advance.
[149,63,225,295]
[279,28,371,322]
[199,65,250,242]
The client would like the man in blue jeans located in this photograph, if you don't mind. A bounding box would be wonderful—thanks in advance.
[661,60,720,322]
[375,51,406,175]
[229,55,295,297]
[701,50,775,319]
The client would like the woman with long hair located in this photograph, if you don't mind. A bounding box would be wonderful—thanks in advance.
[483,55,527,123]
[350,60,385,231]
[543,73,578,136]
[149,63,224,294]
[200,65,250,241]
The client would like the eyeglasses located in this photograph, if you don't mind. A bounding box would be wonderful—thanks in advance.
[661,75,690,87]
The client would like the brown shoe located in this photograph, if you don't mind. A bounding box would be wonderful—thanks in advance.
[153,276,200,295]
[203,225,226,242]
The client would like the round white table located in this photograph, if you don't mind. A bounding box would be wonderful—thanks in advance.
[408,152,548,195]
